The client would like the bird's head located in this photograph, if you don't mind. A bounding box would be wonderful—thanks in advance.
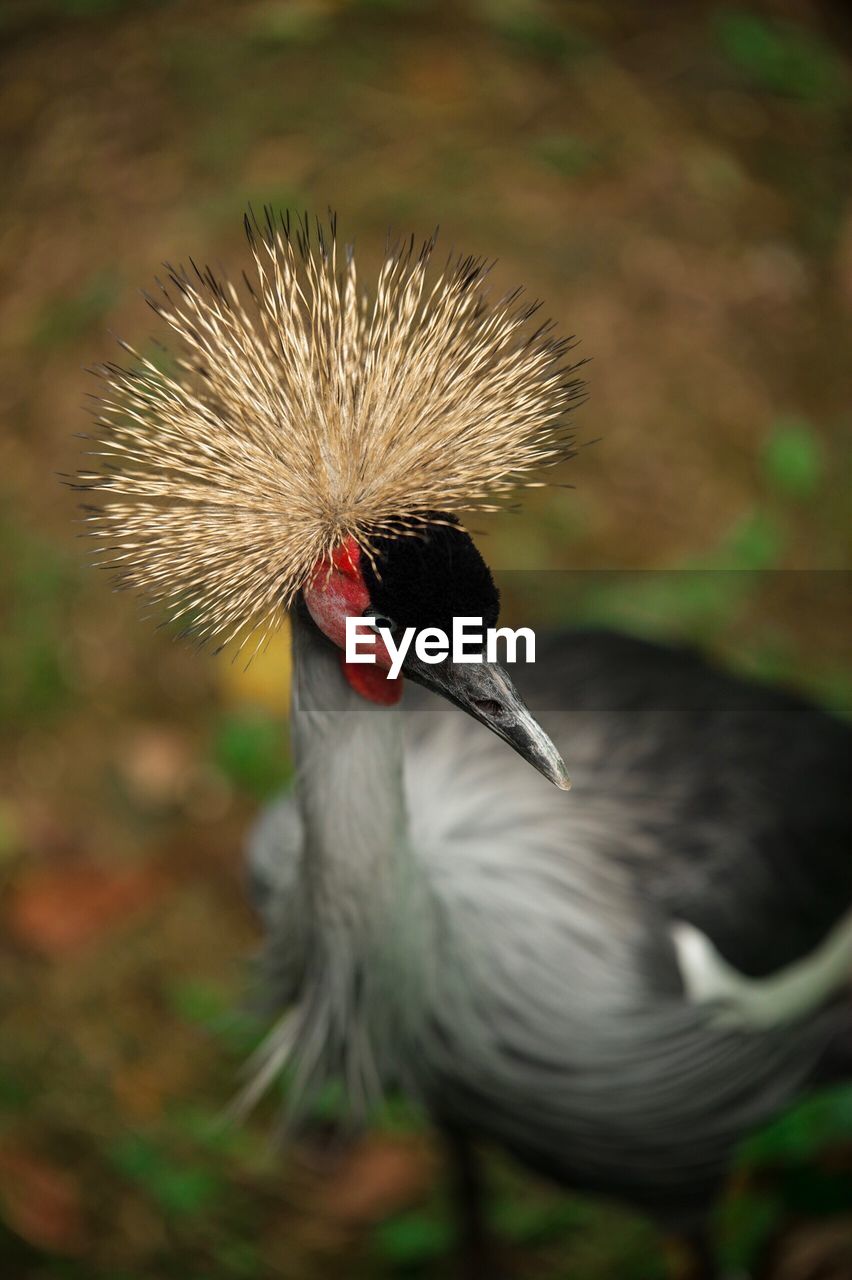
[76,213,583,794]
[303,518,571,790]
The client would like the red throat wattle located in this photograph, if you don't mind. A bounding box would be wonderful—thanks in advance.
[304,537,403,706]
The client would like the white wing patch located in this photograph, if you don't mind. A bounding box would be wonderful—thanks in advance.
[672,907,852,1030]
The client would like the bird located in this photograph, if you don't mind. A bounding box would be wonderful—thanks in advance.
[77,211,852,1280]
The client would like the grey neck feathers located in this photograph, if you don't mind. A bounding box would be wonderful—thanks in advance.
[287,604,432,1110]
[292,603,408,932]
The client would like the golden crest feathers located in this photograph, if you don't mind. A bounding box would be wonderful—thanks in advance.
[76,211,584,649]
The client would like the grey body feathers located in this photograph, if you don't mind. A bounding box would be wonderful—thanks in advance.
[247,623,851,1220]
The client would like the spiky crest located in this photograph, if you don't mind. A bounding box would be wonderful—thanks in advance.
[75,210,584,652]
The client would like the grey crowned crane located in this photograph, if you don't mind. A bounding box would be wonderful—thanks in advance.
[79,213,852,1279]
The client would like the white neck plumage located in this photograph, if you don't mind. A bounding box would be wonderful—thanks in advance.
[291,600,409,942]
[243,603,432,1120]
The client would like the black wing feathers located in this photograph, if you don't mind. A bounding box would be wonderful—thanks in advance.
[519,631,852,977]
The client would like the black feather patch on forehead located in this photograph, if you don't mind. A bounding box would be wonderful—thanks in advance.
[362,517,499,636]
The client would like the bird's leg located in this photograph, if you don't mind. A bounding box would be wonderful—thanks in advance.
[663,1225,717,1280]
[444,1129,504,1280]
[665,1224,748,1280]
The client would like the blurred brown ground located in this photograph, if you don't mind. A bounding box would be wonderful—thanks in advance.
[0,1,850,1277]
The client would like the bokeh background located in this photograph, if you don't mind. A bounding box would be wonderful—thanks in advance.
[1,1,850,1276]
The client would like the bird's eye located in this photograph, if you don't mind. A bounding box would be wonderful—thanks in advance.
[363,612,396,633]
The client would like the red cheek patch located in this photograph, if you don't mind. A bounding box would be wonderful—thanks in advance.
[339,654,403,705]
[305,547,370,649]
[305,538,404,706]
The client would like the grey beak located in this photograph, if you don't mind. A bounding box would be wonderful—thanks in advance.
[403,654,571,791]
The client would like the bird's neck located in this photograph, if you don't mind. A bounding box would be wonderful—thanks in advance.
[290,601,411,932]
[289,605,432,1101]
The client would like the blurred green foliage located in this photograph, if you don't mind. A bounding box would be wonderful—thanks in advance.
[481,0,597,63]
[211,709,292,799]
[717,1188,782,1273]
[762,417,824,499]
[0,512,80,723]
[110,1132,225,1218]
[373,1208,454,1266]
[33,272,122,351]
[53,0,135,16]
[245,1,332,48]
[740,1086,852,1166]
[0,0,172,25]
[719,510,787,571]
[713,8,850,103]
[532,134,602,178]
[167,978,266,1058]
